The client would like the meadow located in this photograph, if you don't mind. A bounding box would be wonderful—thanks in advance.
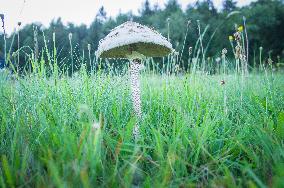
[0,57,284,187]
[0,5,284,185]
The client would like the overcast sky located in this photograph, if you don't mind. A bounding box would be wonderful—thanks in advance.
[0,0,254,34]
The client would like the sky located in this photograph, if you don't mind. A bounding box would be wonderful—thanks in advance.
[0,0,254,34]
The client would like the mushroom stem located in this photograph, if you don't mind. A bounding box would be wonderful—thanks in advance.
[130,59,142,140]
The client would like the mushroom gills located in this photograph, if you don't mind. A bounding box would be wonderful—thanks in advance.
[100,42,172,58]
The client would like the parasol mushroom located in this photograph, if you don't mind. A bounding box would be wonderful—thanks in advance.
[96,21,173,140]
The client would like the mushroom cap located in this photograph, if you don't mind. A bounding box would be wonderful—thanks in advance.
[96,21,174,58]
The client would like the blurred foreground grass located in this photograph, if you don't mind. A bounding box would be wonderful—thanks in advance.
[0,69,284,187]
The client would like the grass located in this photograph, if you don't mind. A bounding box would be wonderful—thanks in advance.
[0,15,284,187]
[0,65,284,187]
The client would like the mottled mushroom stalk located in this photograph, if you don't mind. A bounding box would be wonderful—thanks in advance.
[129,58,143,139]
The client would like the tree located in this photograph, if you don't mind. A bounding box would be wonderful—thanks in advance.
[207,0,217,15]
[2,0,284,73]
[88,7,107,52]
[153,3,160,12]
[140,0,153,16]
[165,0,181,13]
[222,0,237,12]
[243,0,284,58]
[195,0,217,18]
[96,6,107,22]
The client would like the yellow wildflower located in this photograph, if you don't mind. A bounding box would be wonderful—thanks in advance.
[229,36,234,41]
[238,26,244,32]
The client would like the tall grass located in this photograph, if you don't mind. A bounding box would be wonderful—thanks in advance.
[0,63,284,187]
[0,18,284,187]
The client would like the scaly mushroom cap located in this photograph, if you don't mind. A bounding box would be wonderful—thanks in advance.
[96,21,173,58]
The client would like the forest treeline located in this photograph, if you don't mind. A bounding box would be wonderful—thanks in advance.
[0,0,284,72]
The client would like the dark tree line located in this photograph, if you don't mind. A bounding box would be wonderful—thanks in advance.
[0,0,283,72]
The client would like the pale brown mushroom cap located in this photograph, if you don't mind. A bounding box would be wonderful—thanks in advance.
[96,21,174,58]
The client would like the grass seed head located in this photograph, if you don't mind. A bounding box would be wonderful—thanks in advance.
[174,64,180,73]
[235,45,241,59]
[188,47,193,56]
[268,58,273,65]
[241,54,246,62]
[92,122,100,130]
[68,33,72,40]
[216,57,221,63]
[187,20,191,26]
[222,48,227,58]
[234,32,241,42]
